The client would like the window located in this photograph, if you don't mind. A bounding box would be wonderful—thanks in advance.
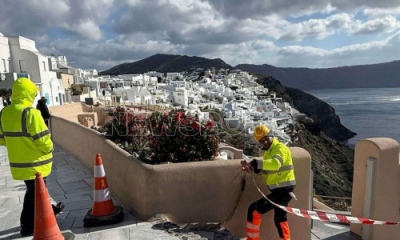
[55,96,58,102]
[2,59,6,72]
[19,60,25,72]
[42,61,46,72]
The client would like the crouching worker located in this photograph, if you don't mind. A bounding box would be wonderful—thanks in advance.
[241,125,296,240]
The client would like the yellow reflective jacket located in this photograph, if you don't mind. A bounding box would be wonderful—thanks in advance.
[255,138,296,190]
[0,77,53,180]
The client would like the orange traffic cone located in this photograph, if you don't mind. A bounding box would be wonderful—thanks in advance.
[91,153,116,216]
[83,153,124,227]
[33,172,64,240]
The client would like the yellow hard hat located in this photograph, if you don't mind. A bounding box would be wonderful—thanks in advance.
[253,125,270,142]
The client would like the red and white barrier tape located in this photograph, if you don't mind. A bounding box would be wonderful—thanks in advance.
[250,174,400,225]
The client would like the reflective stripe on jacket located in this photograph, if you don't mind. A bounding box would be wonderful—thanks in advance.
[256,138,296,190]
[0,77,53,180]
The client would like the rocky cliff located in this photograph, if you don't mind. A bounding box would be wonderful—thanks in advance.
[255,75,356,141]
[254,75,355,198]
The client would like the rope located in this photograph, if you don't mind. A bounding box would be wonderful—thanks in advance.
[187,171,246,232]
[219,172,246,225]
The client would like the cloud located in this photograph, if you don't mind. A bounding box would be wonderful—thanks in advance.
[274,31,400,68]
[62,20,103,41]
[350,16,400,35]
[40,35,185,69]
[1,0,400,71]
[273,13,399,41]
[363,6,400,17]
[201,40,279,66]
[206,0,328,19]
[207,0,400,19]
[0,0,116,40]
[278,13,353,41]
[113,0,217,34]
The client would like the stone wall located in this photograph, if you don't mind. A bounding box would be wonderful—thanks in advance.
[351,138,400,239]
[48,103,312,239]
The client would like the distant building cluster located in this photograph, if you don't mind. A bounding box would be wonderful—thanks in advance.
[0,32,294,144]
[0,33,97,107]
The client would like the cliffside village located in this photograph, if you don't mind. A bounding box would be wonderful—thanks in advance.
[0,33,296,149]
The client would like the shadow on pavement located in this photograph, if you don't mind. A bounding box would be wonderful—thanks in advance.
[324,231,362,240]
[152,221,240,240]
[0,227,19,240]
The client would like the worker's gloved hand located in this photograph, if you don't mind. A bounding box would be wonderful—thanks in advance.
[250,159,261,174]
[240,160,253,172]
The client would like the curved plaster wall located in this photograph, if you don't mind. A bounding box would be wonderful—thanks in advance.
[49,104,312,239]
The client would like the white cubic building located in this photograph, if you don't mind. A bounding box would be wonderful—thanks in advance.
[0,33,65,107]
[173,87,188,107]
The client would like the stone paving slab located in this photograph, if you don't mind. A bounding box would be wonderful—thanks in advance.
[0,145,181,240]
[0,145,356,240]
[311,221,357,240]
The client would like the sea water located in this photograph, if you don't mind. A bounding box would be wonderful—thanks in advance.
[305,88,400,147]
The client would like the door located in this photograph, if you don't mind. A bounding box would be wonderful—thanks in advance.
[59,93,63,105]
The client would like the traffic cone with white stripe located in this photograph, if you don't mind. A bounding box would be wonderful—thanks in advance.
[83,153,124,227]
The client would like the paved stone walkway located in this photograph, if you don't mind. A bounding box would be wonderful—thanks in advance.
[0,145,358,240]
[0,145,222,240]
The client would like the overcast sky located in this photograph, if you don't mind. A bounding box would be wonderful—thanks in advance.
[1,0,400,71]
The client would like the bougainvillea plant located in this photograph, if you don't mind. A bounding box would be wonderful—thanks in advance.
[102,106,152,153]
[103,106,128,141]
[102,107,220,164]
[148,110,220,163]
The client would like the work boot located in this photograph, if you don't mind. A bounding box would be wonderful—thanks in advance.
[19,224,33,236]
[52,202,65,215]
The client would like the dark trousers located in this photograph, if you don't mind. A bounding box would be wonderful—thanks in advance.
[247,186,294,238]
[20,178,47,229]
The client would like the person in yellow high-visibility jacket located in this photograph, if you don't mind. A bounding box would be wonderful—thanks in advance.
[0,77,63,236]
[241,125,296,240]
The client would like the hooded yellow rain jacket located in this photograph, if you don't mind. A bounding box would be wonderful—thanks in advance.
[0,77,53,180]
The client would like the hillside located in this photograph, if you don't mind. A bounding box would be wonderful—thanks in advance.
[236,60,400,90]
[102,53,400,90]
[254,75,355,141]
[100,53,356,141]
[100,54,233,75]
[220,117,354,198]
[201,74,355,198]
[254,75,355,197]
[99,54,358,198]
